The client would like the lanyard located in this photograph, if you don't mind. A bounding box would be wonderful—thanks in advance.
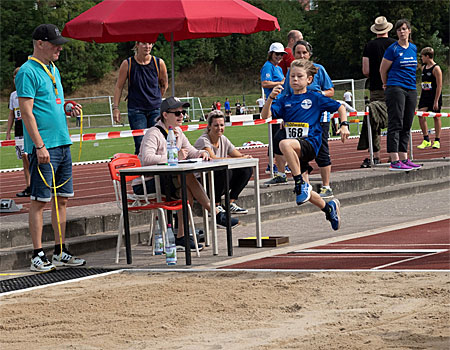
[28,56,59,97]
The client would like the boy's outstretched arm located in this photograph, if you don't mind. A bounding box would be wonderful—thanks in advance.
[335,104,350,143]
[261,84,283,120]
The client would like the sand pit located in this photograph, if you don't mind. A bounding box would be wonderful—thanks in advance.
[1,271,449,349]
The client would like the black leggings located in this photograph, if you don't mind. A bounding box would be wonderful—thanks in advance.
[209,167,253,202]
[385,86,417,153]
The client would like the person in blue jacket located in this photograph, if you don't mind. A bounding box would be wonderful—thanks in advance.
[261,59,349,231]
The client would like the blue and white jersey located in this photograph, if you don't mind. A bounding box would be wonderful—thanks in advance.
[282,63,334,122]
[271,91,341,155]
[384,42,417,90]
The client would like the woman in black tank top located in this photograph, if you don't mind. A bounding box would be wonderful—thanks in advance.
[113,42,169,154]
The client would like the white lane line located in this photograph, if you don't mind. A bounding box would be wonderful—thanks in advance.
[203,215,450,270]
[371,251,447,270]
[330,243,450,247]
[124,268,450,273]
[273,255,419,259]
[290,249,447,254]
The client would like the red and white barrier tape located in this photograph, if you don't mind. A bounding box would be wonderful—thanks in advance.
[1,111,448,147]
[415,111,449,118]
[0,117,281,147]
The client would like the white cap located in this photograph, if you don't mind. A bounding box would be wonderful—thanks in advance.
[268,42,287,54]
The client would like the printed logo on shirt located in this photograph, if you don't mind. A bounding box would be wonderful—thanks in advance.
[285,103,292,108]
[265,73,271,79]
[400,57,417,67]
[421,82,432,91]
[301,99,312,110]
[399,52,403,56]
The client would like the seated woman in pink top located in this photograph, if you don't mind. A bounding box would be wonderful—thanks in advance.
[132,97,239,251]
[194,110,253,214]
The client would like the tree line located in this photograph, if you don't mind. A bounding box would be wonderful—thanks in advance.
[1,0,448,95]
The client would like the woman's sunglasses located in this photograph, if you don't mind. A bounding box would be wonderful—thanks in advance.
[167,110,187,116]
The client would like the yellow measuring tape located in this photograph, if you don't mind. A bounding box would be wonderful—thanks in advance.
[0,271,51,276]
[0,162,73,277]
[37,162,71,257]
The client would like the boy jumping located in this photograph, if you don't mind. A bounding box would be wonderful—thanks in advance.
[261,59,350,230]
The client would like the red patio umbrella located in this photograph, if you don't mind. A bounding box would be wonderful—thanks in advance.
[62,0,280,94]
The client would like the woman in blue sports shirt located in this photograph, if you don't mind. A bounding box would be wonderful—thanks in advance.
[261,59,349,231]
[380,19,420,171]
[261,42,287,176]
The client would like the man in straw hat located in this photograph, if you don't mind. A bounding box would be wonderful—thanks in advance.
[358,16,396,168]
[362,16,396,102]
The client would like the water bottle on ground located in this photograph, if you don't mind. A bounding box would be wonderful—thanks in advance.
[154,218,164,255]
[165,224,177,265]
[167,126,178,166]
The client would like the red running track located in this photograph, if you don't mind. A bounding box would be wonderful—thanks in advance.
[225,219,450,271]
[1,129,448,216]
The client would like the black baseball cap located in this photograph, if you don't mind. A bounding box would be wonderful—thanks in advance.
[32,24,69,45]
[160,97,190,114]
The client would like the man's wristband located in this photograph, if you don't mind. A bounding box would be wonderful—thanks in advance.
[340,121,349,128]
[112,105,119,110]
[36,144,45,150]
[268,95,274,100]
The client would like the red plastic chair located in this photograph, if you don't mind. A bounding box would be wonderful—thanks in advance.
[108,155,200,263]
[111,153,139,160]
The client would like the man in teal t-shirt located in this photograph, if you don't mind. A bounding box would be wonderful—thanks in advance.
[16,24,86,272]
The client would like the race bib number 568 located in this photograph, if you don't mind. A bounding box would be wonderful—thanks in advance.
[285,122,309,139]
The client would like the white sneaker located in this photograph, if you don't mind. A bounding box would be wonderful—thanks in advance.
[52,250,86,267]
[229,202,248,214]
[30,251,56,272]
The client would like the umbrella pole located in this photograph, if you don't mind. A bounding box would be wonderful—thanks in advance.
[171,32,175,96]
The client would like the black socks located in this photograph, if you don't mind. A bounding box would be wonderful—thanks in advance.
[33,248,44,258]
[54,244,66,255]
[293,174,302,184]
[321,203,331,214]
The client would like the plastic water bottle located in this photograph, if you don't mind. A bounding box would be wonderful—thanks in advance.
[154,219,164,255]
[165,224,177,265]
[167,126,178,166]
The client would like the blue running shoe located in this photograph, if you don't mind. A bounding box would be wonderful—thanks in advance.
[265,164,279,174]
[326,199,341,231]
[294,181,312,205]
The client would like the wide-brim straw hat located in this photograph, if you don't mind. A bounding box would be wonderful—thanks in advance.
[370,16,393,34]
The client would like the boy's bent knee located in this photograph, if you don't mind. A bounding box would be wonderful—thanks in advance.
[279,139,300,152]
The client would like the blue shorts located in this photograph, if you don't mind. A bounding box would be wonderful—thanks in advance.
[128,108,160,155]
[29,145,74,202]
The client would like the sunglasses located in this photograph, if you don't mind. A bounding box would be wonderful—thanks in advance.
[274,52,284,57]
[167,110,186,116]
